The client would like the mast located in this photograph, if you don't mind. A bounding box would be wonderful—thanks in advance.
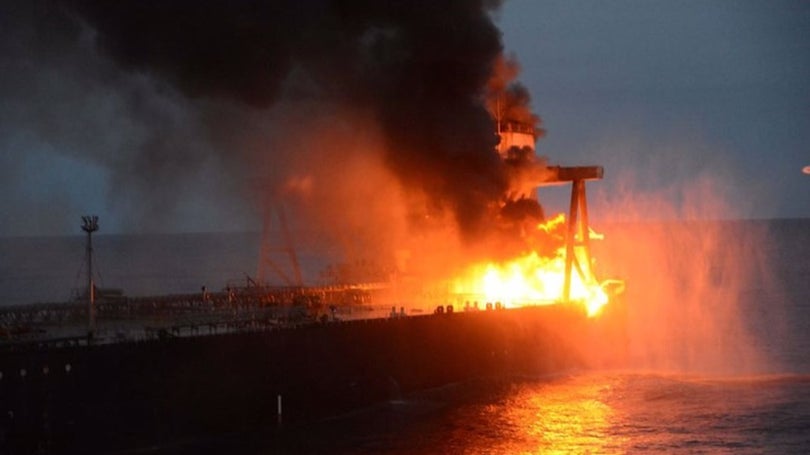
[257,201,303,286]
[81,215,99,337]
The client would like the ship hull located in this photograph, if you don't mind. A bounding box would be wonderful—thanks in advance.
[1,305,591,453]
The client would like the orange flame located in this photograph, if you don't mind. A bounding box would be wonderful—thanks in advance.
[452,214,609,317]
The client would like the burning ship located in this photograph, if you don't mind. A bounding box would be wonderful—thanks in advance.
[0,3,630,452]
[0,118,624,453]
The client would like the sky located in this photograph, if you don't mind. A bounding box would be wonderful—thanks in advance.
[499,0,810,220]
[1,0,808,237]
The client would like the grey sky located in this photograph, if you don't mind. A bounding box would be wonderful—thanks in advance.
[499,0,810,220]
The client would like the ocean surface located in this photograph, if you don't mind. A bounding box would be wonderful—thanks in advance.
[1,219,809,453]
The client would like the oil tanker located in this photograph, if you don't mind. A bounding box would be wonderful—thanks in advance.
[0,124,624,453]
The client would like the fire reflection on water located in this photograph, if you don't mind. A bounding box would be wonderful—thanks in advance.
[421,373,803,455]
[520,384,616,453]
[260,369,809,453]
[461,377,626,454]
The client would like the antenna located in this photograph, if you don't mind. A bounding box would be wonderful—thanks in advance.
[81,215,99,338]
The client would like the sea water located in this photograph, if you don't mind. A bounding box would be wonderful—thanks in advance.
[1,219,808,453]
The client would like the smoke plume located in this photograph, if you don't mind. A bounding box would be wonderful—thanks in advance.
[64,0,520,232]
[2,0,546,281]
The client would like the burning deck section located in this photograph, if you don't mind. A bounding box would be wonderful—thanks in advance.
[451,164,620,317]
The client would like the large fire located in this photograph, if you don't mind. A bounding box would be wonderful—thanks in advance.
[452,214,610,317]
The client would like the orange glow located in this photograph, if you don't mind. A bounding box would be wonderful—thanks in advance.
[452,214,609,317]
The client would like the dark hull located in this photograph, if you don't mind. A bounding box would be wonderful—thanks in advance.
[1,305,593,453]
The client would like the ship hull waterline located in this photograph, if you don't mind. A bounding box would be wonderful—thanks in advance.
[0,304,602,453]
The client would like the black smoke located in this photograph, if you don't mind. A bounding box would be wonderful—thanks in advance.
[59,0,510,234]
[1,0,549,244]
